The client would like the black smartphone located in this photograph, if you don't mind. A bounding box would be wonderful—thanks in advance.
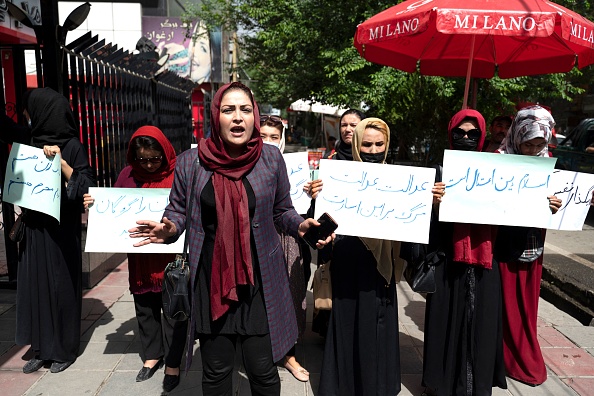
[303,212,338,249]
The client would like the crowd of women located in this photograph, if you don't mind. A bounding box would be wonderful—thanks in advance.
[9,83,563,396]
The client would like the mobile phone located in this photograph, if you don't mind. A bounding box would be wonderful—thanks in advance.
[303,212,338,249]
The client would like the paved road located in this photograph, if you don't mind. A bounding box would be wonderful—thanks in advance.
[542,211,594,325]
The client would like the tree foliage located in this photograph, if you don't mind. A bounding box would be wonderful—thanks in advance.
[183,0,594,164]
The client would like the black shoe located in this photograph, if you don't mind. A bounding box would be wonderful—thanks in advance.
[163,373,180,392]
[50,361,73,373]
[23,357,45,374]
[136,359,164,382]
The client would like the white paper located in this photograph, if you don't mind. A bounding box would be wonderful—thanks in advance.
[314,159,436,243]
[85,187,185,253]
[3,143,62,221]
[548,169,594,230]
[283,152,311,214]
[440,150,557,228]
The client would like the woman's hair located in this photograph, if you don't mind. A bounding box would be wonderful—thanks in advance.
[365,120,389,137]
[340,109,366,124]
[132,135,163,154]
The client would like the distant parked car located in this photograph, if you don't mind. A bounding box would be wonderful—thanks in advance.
[551,119,594,173]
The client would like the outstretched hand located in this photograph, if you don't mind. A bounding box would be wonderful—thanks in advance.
[128,217,177,247]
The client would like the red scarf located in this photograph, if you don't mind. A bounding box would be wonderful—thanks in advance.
[127,126,177,188]
[448,109,496,269]
[198,82,263,320]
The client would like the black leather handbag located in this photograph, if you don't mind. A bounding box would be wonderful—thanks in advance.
[162,159,198,322]
[402,245,446,293]
[9,209,27,243]
[162,254,191,321]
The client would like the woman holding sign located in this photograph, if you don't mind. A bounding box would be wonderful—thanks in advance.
[8,88,96,374]
[422,109,507,396]
[496,106,562,386]
[318,118,404,395]
[83,126,187,392]
[127,82,331,395]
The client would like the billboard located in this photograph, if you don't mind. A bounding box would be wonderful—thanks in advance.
[142,16,222,83]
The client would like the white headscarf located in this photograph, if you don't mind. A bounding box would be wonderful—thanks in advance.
[499,105,555,157]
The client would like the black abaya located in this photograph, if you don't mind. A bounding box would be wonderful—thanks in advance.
[319,236,400,396]
[422,232,507,395]
[16,137,95,363]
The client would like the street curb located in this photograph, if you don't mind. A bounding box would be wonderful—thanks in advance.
[541,264,594,326]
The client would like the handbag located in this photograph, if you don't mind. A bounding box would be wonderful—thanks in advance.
[312,261,332,310]
[400,182,445,294]
[402,246,446,293]
[162,159,199,322]
[9,209,27,243]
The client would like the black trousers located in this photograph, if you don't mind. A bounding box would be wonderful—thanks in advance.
[133,291,187,368]
[198,333,280,396]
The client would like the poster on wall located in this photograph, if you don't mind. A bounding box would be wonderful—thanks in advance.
[142,16,223,83]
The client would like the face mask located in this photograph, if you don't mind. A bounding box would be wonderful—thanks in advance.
[452,138,478,151]
[360,152,385,163]
[263,140,280,149]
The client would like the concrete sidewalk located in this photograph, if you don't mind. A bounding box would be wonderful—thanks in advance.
[0,259,593,395]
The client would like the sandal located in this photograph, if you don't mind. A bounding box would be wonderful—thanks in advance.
[284,357,309,382]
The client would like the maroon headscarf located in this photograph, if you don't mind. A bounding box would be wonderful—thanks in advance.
[128,126,177,188]
[447,109,496,269]
[198,82,263,320]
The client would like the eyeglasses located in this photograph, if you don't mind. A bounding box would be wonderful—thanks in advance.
[260,115,282,124]
[136,156,163,164]
[451,128,481,142]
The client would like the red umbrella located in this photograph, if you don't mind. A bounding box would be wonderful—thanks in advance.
[354,0,594,108]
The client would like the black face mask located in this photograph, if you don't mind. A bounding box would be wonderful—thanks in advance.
[452,138,478,151]
[360,152,385,163]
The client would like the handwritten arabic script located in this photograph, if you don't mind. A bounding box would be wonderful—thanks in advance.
[3,143,62,221]
[283,152,311,214]
[548,170,594,230]
[85,187,185,253]
[315,159,435,243]
[440,150,557,228]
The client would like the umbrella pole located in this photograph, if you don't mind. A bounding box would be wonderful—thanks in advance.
[463,34,476,109]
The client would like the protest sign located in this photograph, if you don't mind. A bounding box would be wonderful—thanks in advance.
[440,150,557,228]
[548,169,594,230]
[283,152,311,214]
[3,143,62,221]
[314,159,435,243]
[85,187,185,253]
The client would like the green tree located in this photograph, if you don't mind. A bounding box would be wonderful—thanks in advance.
[183,0,594,164]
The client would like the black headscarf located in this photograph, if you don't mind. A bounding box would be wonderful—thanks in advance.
[334,109,365,161]
[25,87,78,149]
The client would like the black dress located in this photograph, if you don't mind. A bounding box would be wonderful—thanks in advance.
[319,236,400,396]
[422,222,507,396]
[15,138,95,363]
[194,178,268,335]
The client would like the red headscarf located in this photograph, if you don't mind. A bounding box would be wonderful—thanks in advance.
[447,109,496,268]
[447,109,487,151]
[127,126,177,188]
[198,82,263,320]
